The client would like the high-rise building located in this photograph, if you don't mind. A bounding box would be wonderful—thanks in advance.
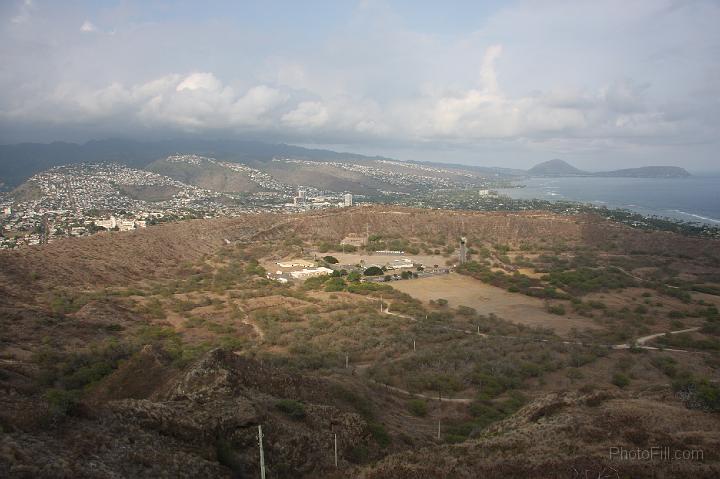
[344,193,353,207]
[294,189,306,206]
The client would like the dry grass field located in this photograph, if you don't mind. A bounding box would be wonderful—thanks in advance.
[391,273,598,335]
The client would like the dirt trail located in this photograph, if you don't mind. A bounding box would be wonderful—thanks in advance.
[231,301,265,341]
[614,327,700,351]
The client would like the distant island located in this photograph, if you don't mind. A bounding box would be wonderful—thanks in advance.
[527,159,691,178]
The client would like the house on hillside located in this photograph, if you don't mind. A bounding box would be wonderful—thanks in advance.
[290,267,333,279]
[276,259,315,268]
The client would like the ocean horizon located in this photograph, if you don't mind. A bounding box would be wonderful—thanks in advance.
[497,175,720,225]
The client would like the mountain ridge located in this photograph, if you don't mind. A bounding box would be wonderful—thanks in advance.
[528,159,691,178]
[0,139,692,192]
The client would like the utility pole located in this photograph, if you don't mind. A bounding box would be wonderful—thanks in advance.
[258,425,266,479]
[437,419,441,441]
[345,354,349,369]
[477,325,480,335]
[413,339,416,352]
[380,295,383,313]
[334,433,338,468]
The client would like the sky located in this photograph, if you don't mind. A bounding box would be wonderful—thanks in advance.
[1,0,719,171]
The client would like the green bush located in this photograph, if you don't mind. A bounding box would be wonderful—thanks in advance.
[323,256,339,264]
[324,277,346,292]
[275,399,307,420]
[367,422,391,447]
[407,399,428,417]
[612,372,630,388]
[44,388,80,415]
[364,266,384,276]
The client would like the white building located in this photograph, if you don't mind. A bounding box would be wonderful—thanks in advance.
[95,216,117,230]
[290,266,334,279]
[118,219,136,231]
[277,259,315,268]
[386,258,415,270]
[479,189,490,196]
[344,193,353,207]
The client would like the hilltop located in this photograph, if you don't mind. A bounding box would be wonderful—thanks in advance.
[527,159,691,178]
[527,159,588,176]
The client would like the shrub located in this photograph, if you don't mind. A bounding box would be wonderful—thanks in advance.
[651,356,677,377]
[364,266,384,276]
[547,304,566,315]
[611,373,630,388]
[407,399,428,417]
[324,277,346,292]
[457,305,477,316]
[672,373,720,412]
[215,439,243,473]
[44,388,80,415]
[323,256,339,264]
[275,399,306,420]
[367,422,391,447]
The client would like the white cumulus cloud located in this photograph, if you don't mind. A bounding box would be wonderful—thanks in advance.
[80,20,96,33]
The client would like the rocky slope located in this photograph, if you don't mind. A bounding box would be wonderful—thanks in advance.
[1,348,374,478]
[356,391,720,478]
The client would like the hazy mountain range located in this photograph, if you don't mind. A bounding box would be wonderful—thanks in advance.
[0,139,690,192]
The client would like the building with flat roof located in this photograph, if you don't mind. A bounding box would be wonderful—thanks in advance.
[386,258,415,270]
[290,266,333,279]
[276,259,315,268]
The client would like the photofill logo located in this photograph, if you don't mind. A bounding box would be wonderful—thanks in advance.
[609,446,704,461]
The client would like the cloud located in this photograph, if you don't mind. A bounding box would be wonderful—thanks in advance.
[1,0,719,168]
[282,101,328,129]
[176,72,222,92]
[10,0,35,24]
[80,20,97,33]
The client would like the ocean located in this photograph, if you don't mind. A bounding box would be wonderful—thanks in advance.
[496,176,720,225]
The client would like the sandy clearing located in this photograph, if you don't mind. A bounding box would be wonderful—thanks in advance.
[391,273,597,336]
